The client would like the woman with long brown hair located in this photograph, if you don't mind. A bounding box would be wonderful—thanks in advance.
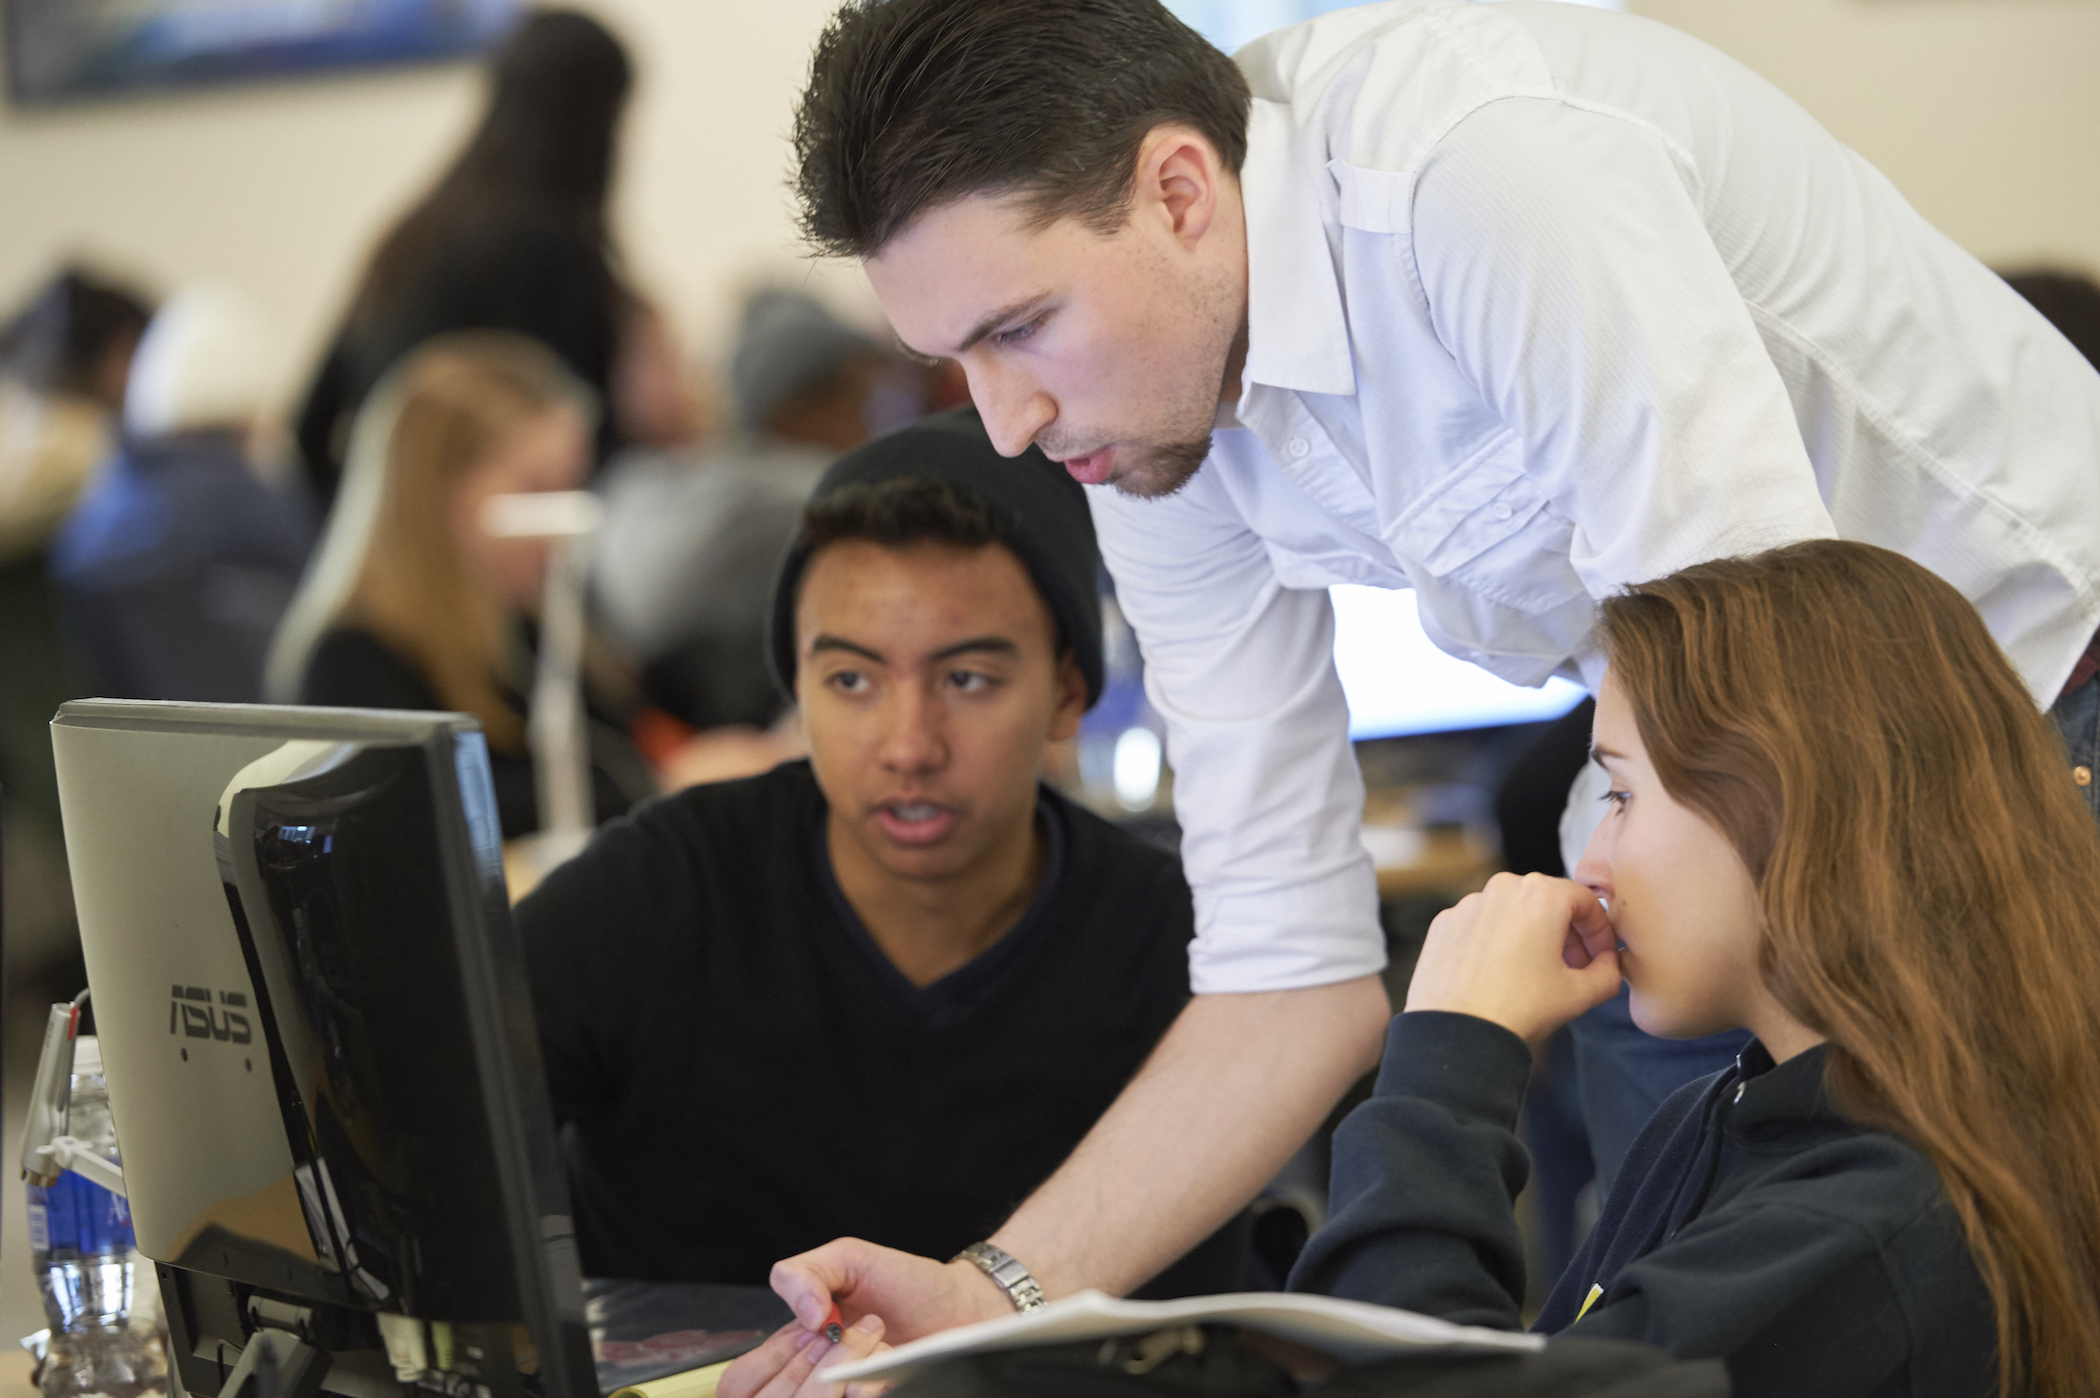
[293,8,694,508]
[1292,539,2100,1397]
[269,330,651,838]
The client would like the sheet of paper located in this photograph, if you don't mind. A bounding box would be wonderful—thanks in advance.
[819,1289,1543,1384]
[605,1358,733,1398]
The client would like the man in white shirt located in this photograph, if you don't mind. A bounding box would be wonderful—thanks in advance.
[753,0,2100,1349]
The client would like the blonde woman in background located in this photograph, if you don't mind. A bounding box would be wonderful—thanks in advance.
[275,331,654,838]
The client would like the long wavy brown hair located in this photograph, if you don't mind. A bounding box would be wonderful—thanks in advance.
[340,333,587,751]
[1599,539,2100,1397]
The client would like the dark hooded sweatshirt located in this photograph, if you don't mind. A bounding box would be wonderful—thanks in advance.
[1291,1012,1998,1397]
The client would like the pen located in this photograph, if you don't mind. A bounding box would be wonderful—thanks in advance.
[823,1301,844,1345]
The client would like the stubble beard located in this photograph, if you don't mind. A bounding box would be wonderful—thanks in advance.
[1106,262,1243,501]
[1109,434,1213,500]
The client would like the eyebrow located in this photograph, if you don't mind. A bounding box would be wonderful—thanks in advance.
[807,635,1020,664]
[952,294,1053,357]
[932,636,1018,662]
[1590,745,1627,765]
[810,635,882,663]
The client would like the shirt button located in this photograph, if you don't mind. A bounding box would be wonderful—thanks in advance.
[1491,503,1514,522]
[2077,766,2093,787]
[1288,437,1311,458]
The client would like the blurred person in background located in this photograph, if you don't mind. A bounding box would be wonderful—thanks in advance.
[0,268,151,562]
[294,7,695,510]
[0,266,151,999]
[2002,268,2100,372]
[594,289,933,772]
[275,331,654,838]
[50,284,315,703]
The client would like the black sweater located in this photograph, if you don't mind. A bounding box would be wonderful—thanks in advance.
[299,625,645,839]
[1291,1013,1996,1398]
[513,761,1208,1288]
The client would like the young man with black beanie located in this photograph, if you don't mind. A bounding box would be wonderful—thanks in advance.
[512,409,1233,1295]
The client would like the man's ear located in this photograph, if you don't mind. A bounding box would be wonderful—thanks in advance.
[1048,649,1089,743]
[1137,123,1224,250]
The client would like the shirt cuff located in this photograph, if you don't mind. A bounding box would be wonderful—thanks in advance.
[1374,1011,1533,1132]
[1187,864,1387,994]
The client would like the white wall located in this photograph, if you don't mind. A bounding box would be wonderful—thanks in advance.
[1629,0,2100,275]
[0,0,874,416]
[0,0,2094,419]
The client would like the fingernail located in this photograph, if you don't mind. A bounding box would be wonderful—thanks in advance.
[795,1330,817,1351]
[806,1338,833,1365]
[853,1314,883,1335]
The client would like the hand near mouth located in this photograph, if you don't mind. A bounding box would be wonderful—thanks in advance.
[1402,871,1622,1046]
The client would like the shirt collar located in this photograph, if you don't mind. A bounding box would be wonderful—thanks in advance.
[1728,1040,1843,1132]
[1238,97,1357,401]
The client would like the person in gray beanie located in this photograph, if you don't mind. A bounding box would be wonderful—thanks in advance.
[593,289,930,733]
[513,408,1243,1296]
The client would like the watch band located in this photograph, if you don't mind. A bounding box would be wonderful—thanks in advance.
[952,1241,1049,1312]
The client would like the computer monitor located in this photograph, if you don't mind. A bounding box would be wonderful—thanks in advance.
[1329,585,1588,740]
[51,700,595,1398]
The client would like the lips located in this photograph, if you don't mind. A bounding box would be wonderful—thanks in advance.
[873,799,959,848]
[1057,445,1116,487]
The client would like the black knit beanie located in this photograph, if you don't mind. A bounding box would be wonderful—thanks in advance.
[767,406,1105,707]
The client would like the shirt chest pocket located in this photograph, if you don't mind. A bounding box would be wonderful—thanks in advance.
[1387,458,1586,611]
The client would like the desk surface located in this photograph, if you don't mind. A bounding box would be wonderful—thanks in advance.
[589,1278,789,1390]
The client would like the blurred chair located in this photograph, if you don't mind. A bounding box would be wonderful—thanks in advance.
[49,284,314,702]
[594,289,931,737]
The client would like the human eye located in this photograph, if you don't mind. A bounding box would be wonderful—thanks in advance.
[946,669,994,693]
[1600,787,1630,811]
[994,315,1044,348]
[827,669,869,694]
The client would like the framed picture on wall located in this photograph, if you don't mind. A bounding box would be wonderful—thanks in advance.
[4,0,525,108]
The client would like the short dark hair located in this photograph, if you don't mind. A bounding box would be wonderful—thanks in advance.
[0,268,153,396]
[792,0,1252,258]
[801,477,1004,556]
[792,477,1070,662]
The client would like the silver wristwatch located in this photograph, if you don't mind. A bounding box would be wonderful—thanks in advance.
[952,1241,1049,1312]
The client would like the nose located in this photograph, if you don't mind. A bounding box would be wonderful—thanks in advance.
[965,357,1055,458]
[878,682,948,775]
[1572,820,1613,903]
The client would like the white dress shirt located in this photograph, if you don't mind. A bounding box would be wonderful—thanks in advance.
[1090,0,2100,996]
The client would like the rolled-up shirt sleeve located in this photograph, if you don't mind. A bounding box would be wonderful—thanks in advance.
[1089,470,1385,995]
[1411,98,1838,594]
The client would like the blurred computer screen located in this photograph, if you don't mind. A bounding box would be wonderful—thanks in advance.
[1330,584,1587,741]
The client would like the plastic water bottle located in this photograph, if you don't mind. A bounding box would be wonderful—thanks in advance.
[27,1036,163,1398]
